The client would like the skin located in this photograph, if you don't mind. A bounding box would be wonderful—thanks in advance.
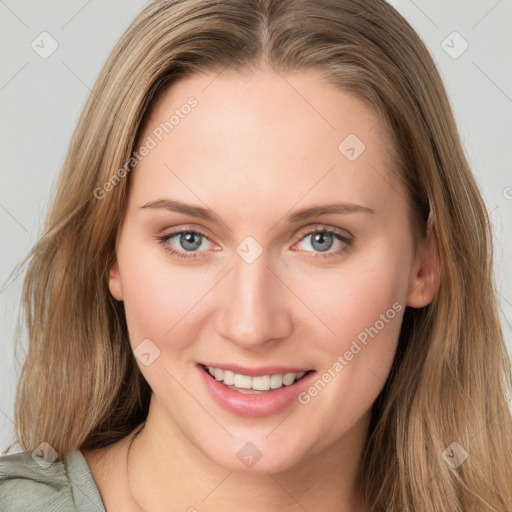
[82,64,439,512]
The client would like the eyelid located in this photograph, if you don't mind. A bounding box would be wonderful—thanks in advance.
[294,223,353,241]
[158,223,215,240]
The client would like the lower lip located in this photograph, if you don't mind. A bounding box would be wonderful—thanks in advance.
[197,364,316,417]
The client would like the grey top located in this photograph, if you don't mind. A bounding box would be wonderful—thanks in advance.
[0,450,106,512]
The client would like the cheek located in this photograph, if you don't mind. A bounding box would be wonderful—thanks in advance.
[116,234,216,349]
[291,245,409,431]
[291,237,410,350]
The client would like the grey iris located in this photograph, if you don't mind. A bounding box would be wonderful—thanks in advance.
[180,232,202,251]
[311,232,334,252]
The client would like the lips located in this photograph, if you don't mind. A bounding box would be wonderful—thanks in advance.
[197,363,317,417]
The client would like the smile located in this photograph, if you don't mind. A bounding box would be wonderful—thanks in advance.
[198,363,317,417]
[202,364,312,393]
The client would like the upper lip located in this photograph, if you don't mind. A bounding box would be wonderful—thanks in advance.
[200,363,314,377]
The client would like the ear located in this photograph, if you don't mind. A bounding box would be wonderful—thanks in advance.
[108,260,124,301]
[406,218,440,308]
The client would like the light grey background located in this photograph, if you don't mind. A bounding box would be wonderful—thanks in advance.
[1,0,511,453]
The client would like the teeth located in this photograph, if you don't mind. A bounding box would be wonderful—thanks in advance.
[233,373,252,389]
[252,375,270,391]
[283,372,296,386]
[205,366,307,391]
[270,374,284,389]
[223,370,235,386]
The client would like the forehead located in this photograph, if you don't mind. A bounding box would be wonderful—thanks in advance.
[129,68,403,219]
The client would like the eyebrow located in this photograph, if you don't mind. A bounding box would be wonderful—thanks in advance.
[140,198,375,223]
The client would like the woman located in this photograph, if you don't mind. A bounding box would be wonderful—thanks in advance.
[1,0,511,510]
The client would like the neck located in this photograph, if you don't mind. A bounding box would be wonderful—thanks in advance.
[126,425,147,512]
[126,396,370,512]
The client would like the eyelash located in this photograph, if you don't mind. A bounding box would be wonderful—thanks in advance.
[156,225,353,260]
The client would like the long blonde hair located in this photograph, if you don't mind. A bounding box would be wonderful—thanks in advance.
[11,1,512,510]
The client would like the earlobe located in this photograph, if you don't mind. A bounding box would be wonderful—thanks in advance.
[108,261,124,301]
[406,221,440,308]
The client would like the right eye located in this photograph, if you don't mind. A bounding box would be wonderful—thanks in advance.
[157,228,216,259]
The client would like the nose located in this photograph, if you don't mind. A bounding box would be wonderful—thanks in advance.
[215,249,293,349]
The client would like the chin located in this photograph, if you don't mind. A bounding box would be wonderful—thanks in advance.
[197,433,310,474]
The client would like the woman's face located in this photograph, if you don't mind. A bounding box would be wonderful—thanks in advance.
[110,67,433,473]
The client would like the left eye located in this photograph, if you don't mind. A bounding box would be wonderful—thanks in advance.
[293,228,351,257]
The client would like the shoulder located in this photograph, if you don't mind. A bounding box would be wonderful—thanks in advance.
[0,449,105,512]
[0,449,72,511]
